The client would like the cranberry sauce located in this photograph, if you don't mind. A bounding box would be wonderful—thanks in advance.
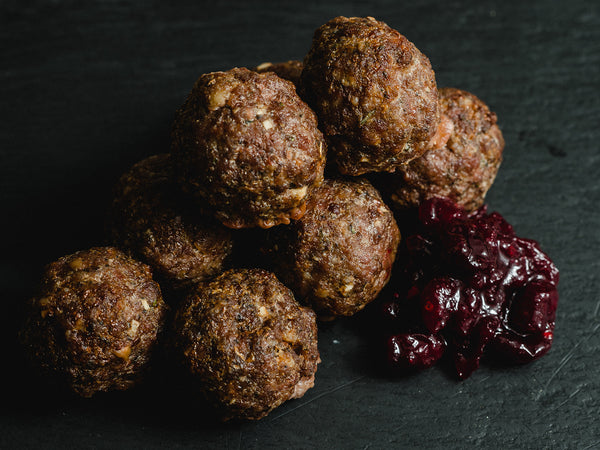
[381,197,559,379]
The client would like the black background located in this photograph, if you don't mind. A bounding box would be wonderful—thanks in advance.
[2,1,599,448]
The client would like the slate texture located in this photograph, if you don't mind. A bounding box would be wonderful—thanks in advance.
[1,1,599,448]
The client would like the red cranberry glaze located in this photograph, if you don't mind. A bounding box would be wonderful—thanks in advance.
[382,197,559,379]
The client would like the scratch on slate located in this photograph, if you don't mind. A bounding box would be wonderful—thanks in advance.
[540,322,600,396]
[582,440,600,450]
[551,387,582,413]
[543,351,575,392]
[268,376,365,422]
[595,298,600,317]
[523,421,534,435]
[476,375,490,385]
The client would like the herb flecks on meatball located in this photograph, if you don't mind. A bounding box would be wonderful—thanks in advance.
[301,16,441,175]
[172,268,320,421]
[271,178,400,318]
[20,247,167,397]
[385,88,504,211]
[108,153,234,289]
[172,67,326,229]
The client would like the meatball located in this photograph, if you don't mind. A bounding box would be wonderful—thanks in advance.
[301,16,442,176]
[108,153,234,289]
[171,67,326,229]
[172,268,320,421]
[270,179,400,318]
[19,247,167,397]
[384,87,504,211]
[255,60,303,88]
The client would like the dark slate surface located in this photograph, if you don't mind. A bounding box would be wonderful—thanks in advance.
[1,1,599,448]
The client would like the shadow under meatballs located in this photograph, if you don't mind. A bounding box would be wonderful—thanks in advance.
[1,334,230,432]
[333,302,407,380]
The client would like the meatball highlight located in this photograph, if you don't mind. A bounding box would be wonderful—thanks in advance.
[301,16,442,175]
[271,178,400,318]
[172,268,320,421]
[255,60,304,88]
[172,67,326,229]
[108,153,234,289]
[385,87,504,211]
[20,247,167,397]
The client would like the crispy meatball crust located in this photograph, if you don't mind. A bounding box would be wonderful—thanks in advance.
[386,87,505,211]
[255,60,304,88]
[20,247,167,397]
[271,179,400,318]
[301,16,441,175]
[172,268,320,421]
[108,153,234,289]
[172,67,326,229]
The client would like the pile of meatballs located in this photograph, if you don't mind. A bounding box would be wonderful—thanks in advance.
[20,16,504,421]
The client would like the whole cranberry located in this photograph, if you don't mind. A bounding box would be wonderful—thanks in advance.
[508,280,558,335]
[419,196,464,228]
[387,334,446,370]
[421,278,462,334]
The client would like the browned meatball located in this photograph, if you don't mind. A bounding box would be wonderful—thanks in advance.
[255,60,303,88]
[19,247,167,397]
[172,268,320,421]
[270,179,400,318]
[385,87,505,211]
[108,153,234,289]
[172,67,326,229]
[301,16,442,176]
